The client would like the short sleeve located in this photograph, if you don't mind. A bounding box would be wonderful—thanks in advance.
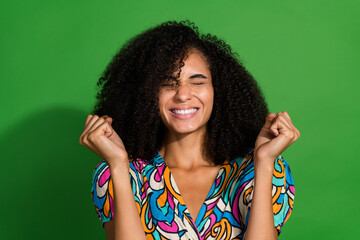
[242,152,295,236]
[91,161,114,227]
[271,155,295,235]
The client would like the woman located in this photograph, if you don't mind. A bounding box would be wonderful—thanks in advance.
[80,20,300,240]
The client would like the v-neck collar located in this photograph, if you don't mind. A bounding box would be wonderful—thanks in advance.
[154,152,234,229]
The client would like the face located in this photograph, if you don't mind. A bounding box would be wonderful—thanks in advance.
[158,49,214,136]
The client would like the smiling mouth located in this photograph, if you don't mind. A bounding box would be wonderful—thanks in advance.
[170,108,199,115]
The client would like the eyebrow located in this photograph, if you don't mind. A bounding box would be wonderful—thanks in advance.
[189,74,207,79]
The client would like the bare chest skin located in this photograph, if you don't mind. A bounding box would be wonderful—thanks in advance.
[168,165,222,222]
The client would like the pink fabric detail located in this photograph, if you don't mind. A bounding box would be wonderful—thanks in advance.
[238,180,249,193]
[99,168,110,186]
[168,189,175,209]
[215,177,222,187]
[206,201,217,211]
[189,217,203,240]
[289,185,295,194]
[233,180,250,223]
[133,159,144,172]
[155,169,162,182]
[202,214,217,237]
[155,164,165,182]
[158,220,179,232]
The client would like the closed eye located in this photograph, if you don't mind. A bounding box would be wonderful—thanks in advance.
[191,82,205,85]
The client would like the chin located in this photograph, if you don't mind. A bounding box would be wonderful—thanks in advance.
[169,124,206,135]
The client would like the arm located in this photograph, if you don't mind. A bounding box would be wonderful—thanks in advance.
[80,115,146,240]
[104,161,147,240]
[243,157,278,240]
[244,111,300,240]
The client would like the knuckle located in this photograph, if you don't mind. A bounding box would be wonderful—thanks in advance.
[88,133,97,142]
[98,117,105,123]
[79,136,83,144]
[81,135,88,144]
[284,130,295,139]
[290,132,295,139]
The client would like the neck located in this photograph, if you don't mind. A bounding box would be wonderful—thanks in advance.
[159,128,214,170]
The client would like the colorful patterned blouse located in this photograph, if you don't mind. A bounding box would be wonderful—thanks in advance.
[91,148,295,239]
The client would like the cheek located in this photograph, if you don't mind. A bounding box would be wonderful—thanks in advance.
[203,87,214,109]
[158,91,167,109]
[158,93,171,117]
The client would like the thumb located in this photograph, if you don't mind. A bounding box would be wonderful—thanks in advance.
[106,123,123,145]
[263,113,276,129]
[104,117,113,138]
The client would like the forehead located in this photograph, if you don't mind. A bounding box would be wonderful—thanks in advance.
[172,49,210,77]
[184,48,209,66]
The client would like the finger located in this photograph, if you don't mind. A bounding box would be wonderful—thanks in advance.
[88,117,107,133]
[279,111,300,139]
[276,112,293,130]
[282,111,293,125]
[263,112,277,129]
[102,116,113,137]
[83,115,100,133]
[85,121,114,159]
[89,121,119,157]
[103,119,115,137]
[80,115,100,141]
[270,116,296,143]
[105,116,113,123]
[80,115,112,144]
[84,115,93,130]
[87,115,110,133]
[264,112,282,136]
[88,120,113,141]
[283,111,300,138]
[79,130,106,159]
[270,114,289,135]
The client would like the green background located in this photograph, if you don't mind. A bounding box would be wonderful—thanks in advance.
[1,0,359,239]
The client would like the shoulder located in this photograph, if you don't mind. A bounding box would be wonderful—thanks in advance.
[91,158,150,187]
[90,160,113,225]
[91,161,113,210]
[231,147,295,208]
[90,158,152,226]
[235,147,293,178]
[236,148,295,234]
[91,157,158,200]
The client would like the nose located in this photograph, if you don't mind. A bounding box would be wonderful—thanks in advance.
[174,83,192,102]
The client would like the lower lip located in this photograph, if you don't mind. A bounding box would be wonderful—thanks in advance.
[169,109,199,119]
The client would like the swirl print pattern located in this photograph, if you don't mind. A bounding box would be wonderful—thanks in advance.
[91,148,295,239]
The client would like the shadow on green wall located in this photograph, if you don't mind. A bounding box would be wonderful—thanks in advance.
[0,107,105,239]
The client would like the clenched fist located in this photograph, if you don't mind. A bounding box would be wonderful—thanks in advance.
[254,111,300,163]
[79,115,129,169]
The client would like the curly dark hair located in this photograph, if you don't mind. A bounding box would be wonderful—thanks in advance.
[93,20,269,164]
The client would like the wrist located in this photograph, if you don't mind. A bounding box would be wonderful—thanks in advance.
[253,155,275,175]
[108,159,130,174]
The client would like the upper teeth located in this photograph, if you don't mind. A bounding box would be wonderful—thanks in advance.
[172,108,198,115]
